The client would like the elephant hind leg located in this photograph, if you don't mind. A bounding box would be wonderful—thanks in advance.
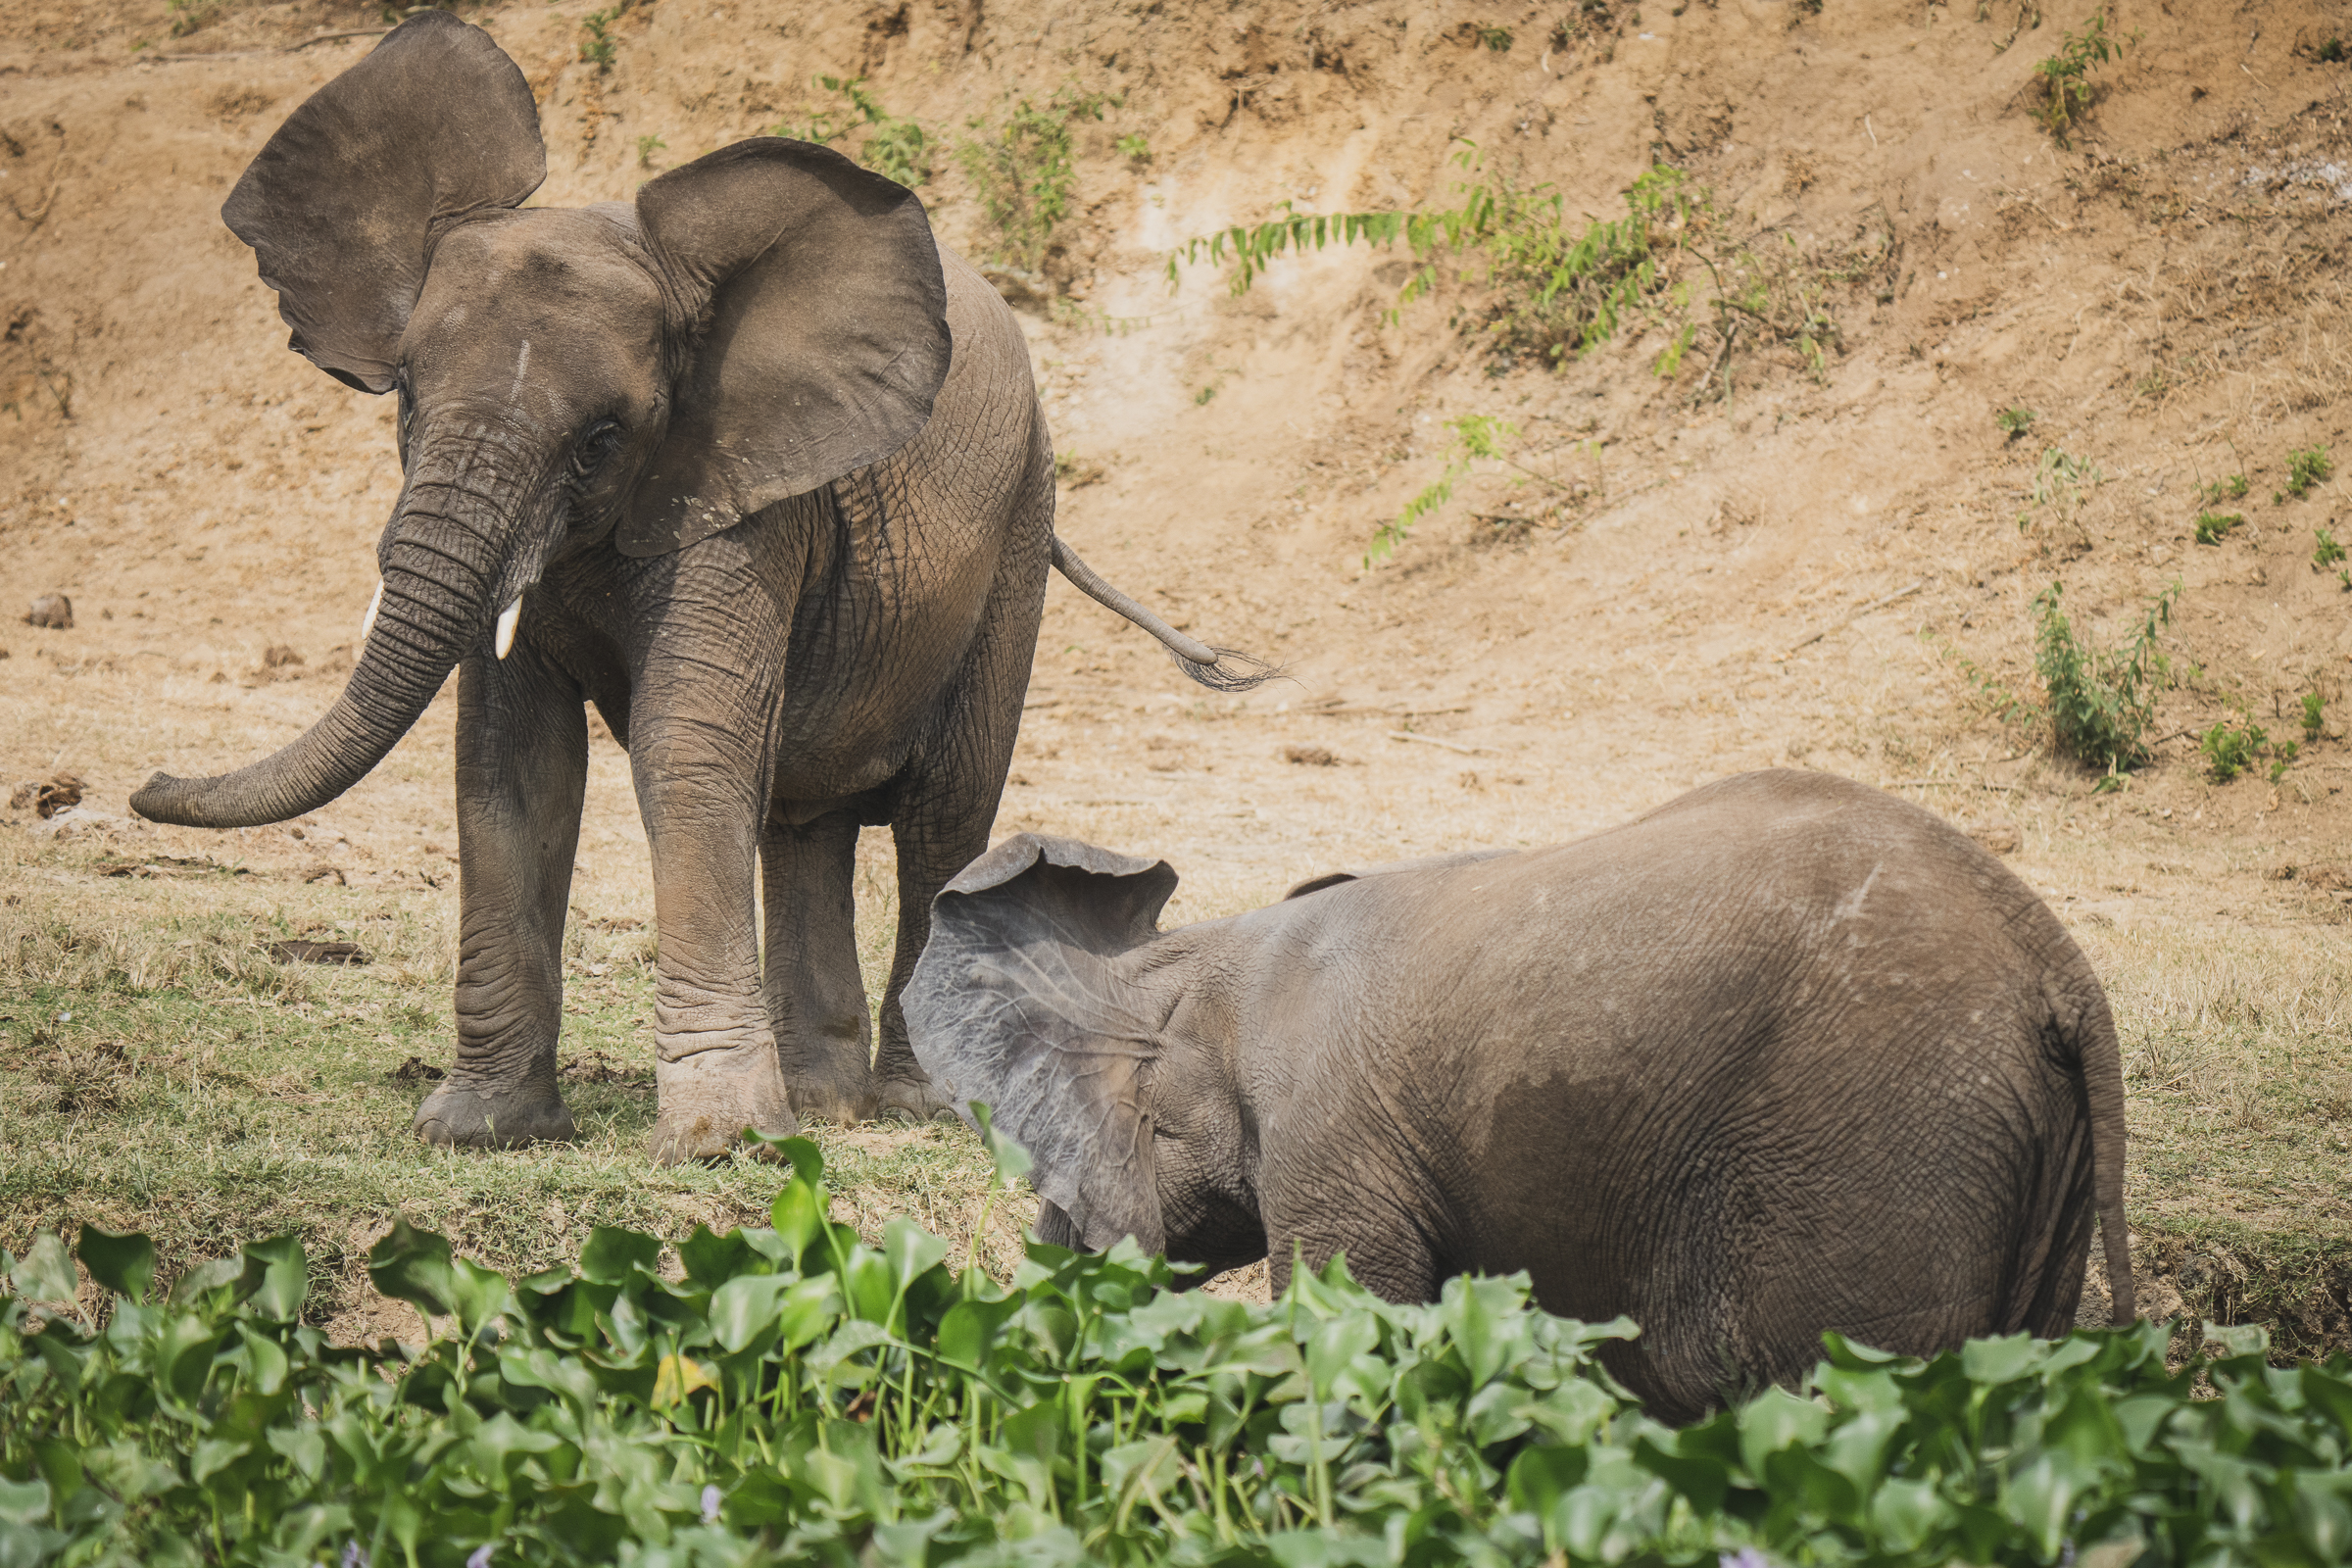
[762,808,877,1124]
[873,480,1052,1124]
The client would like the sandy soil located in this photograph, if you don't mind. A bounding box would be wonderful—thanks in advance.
[4,0,2350,1225]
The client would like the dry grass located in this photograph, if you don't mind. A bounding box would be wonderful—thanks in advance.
[0,828,1030,1340]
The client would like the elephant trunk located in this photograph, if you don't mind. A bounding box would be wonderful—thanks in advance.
[132,469,518,828]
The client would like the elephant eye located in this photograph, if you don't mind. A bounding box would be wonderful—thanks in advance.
[568,421,621,481]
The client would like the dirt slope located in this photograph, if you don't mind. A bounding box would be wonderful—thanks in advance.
[4,0,2352,1318]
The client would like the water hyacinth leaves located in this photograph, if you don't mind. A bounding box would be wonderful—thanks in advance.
[7,1146,2352,1565]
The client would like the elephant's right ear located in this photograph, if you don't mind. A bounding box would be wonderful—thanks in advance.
[621,140,953,556]
[905,836,1177,1254]
[221,12,546,394]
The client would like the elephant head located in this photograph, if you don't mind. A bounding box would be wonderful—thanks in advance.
[905,834,1275,1273]
[132,12,952,828]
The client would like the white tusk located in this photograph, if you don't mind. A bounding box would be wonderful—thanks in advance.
[495,597,522,660]
[359,580,383,644]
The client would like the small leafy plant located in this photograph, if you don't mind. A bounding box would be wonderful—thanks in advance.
[2316,528,2347,568]
[1471,23,1514,49]
[634,133,666,169]
[774,75,933,188]
[2301,690,2328,744]
[2033,578,2179,774]
[1115,130,1152,164]
[165,0,220,36]
[2194,511,2243,546]
[578,3,629,71]
[1370,415,1587,565]
[2034,10,2133,147]
[958,85,1117,274]
[2278,443,2333,501]
[1997,405,2036,440]
[2200,471,2249,503]
[2200,712,2291,783]
[2017,447,2106,542]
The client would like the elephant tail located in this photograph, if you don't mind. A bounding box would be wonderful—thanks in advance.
[1050,536,1278,693]
[2079,991,2137,1326]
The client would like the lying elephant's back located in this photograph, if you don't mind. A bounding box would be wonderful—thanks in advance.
[1268,769,2105,1419]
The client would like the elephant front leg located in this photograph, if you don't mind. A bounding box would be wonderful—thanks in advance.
[414,650,586,1149]
[761,809,877,1124]
[636,735,800,1163]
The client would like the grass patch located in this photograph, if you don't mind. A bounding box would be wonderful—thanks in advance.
[2087,918,2352,1355]
[0,835,1018,1332]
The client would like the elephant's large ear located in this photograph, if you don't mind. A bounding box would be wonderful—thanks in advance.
[621,140,952,557]
[906,835,1177,1254]
[221,12,545,394]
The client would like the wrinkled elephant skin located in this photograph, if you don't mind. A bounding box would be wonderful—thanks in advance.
[906,769,2137,1422]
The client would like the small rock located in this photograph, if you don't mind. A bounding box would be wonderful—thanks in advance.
[1969,818,2022,856]
[32,807,142,842]
[24,593,72,630]
[1281,745,1339,767]
[261,644,304,669]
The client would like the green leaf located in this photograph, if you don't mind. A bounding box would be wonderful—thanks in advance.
[367,1216,455,1317]
[971,1102,1034,1190]
[577,1225,662,1284]
[1738,1385,1830,1479]
[169,1256,243,1307]
[237,1235,308,1321]
[881,1218,951,1301]
[1305,1312,1379,1400]
[9,1234,75,1304]
[0,1480,49,1528]
[76,1225,155,1301]
[1870,1476,1952,1552]
[1960,1331,2044,1387]
[935,1294,1023,1368]
[771,1173,829,1265]
[2001,1453,2082,1563]
[236,1323,289,1396]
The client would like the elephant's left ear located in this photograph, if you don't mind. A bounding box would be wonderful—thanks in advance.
[621,140,952,557]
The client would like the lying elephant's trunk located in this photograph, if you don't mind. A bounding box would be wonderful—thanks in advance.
[132,514,504,829]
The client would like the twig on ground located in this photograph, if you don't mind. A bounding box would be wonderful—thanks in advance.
[1387,730,1494,756]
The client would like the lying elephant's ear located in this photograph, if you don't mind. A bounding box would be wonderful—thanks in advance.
[622,140,953,557]
[906,835,1177,1254]
[221,12,546,395]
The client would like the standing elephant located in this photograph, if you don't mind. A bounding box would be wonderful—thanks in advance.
[906,769,2135,1421]
[131,14,1258,1161]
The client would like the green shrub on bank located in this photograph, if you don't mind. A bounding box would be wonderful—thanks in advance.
[2034,578,2180,777]
[8,1139,2352,1566]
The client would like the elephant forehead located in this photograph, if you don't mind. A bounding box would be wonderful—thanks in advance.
[418,211,663,342]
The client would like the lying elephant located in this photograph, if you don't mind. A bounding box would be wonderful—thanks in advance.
[906,769,2134,1420]
[129,13,1259,1159]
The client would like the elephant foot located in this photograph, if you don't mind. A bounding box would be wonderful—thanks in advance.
[875,1073,956,1125]
[648,1047,799,1165]
[784,1064,878,1127]
[415,1081,578,1149]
